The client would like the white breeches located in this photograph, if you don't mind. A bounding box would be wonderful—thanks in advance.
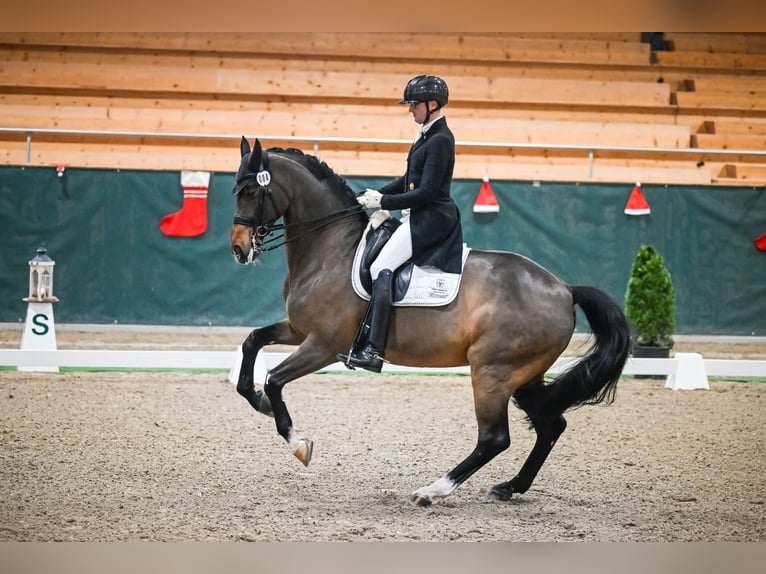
[371,220,412,280]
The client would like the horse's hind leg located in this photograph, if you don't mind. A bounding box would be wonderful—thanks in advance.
[489,379,567,500]
[409,365,513,507]
[236,320,302,417]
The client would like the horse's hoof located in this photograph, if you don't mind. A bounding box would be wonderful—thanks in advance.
[292,437,313,467]
[407,493,433,508]
[487,485,514,501]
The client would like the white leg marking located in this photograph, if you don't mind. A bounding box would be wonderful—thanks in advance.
[412,476,458,501]
[287,429,303,453]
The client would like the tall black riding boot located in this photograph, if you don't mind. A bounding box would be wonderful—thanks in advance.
[338,269,394,373]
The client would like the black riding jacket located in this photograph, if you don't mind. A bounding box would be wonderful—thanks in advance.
[378,118,464,274]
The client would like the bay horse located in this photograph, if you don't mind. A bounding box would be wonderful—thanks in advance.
[230,137,630,507]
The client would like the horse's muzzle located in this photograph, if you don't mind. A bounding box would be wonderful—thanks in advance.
[231,244,250,264]
[230,225,258,264]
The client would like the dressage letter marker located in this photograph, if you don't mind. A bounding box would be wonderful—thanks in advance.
[20,246,59,372]
[19,302,58,372]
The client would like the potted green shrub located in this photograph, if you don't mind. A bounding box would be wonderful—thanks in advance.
[624,245,675,358]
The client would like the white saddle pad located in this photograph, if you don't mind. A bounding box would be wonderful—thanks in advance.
[351,218,471,307]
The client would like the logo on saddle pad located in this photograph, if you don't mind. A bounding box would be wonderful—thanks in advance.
[351,211,470,307]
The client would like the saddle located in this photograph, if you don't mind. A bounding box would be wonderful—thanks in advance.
[351,211,470,307]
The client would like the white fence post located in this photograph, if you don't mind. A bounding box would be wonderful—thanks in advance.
[665,352,710,390]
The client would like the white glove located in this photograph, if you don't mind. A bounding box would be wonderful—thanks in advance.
[357,189,382,209]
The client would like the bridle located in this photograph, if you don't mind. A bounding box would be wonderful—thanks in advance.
[232,152,364,255]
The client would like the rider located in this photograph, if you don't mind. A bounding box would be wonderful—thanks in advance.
[338,74,464,373]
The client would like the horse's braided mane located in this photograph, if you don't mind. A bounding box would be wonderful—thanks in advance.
[268,147,358,203]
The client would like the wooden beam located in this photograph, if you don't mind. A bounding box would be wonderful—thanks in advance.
[0,92,681,125]
[717,163,766,181]
[0,100,692,148]
[674,91,766,113]
[0,139,716,185]
[655,50,766,71]
[692,133,766,151]
[663,33,766,55]
[704,118,766,136]
[0,33,652,66]
[0,48,670,108]
[691,76,766,94]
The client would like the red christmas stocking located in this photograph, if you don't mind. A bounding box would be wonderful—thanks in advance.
[160,171,210,237]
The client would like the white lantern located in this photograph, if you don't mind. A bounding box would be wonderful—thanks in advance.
[25,246,58,302]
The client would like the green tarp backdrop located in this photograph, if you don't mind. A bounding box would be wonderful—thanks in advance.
[1,166,764,335]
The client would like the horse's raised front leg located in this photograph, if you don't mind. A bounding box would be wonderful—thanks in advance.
[409,364,513,507]
[237,320,302,418]
[264,338,337,467]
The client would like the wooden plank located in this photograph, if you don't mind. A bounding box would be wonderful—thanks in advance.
[718,164,766,181]
[705,118,766,136]
[691,76,766,94]
[664,33,766,55]
[447,76,669,108]
[0,92,681,126]
[692,133,766,151]
[484,33,642,42]
[0,49,670,108]
[0,53,672,86]
[673,110,766,137]
[0,101,413,141]
[0,32,652,66]
[0,42,667,85]
[674,91,766,112]
[0,138,717,185]
[654,50,766,71]
[0,100,692,148]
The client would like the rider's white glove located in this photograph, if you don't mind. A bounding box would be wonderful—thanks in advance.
[357,189,382,209]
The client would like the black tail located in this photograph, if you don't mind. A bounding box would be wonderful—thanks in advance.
[514,285,631,418]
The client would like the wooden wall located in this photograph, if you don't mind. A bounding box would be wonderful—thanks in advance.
[1,32,765,185]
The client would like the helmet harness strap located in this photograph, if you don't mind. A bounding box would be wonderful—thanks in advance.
[423,100,440,124]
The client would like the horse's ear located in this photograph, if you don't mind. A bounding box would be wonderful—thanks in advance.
[247,138,263,172]
[240,136,251,158]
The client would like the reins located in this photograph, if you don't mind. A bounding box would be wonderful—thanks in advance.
[235,204,364,253]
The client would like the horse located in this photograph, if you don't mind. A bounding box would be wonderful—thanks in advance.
[230,137,631,507]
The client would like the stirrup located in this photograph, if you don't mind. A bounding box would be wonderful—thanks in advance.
[337,351,357,370]
[337,345,385,373]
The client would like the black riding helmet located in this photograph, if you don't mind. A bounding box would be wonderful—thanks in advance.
[399,75,449,123]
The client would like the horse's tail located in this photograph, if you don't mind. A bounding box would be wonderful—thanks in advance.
[514,285,631,418]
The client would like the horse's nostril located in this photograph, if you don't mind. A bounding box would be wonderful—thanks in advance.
[232,245,244,262]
